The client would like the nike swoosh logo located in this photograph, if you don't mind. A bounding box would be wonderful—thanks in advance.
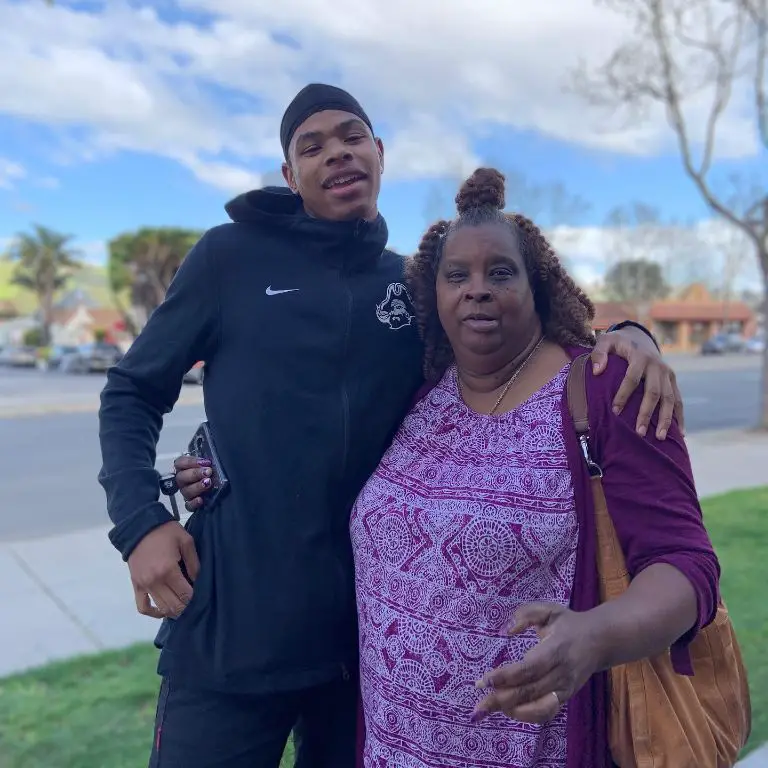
[265,286,299,296]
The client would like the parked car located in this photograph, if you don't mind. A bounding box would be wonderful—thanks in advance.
[59,342,124,373]
[183,361,205,385]
[744,335,765,355]
[46,344,80,370]
[700,333,745,355]
[0,345,38,367]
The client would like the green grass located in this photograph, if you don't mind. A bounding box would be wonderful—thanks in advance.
[0,488,764,767]
[0,642,296,767]
[702,486,768,755]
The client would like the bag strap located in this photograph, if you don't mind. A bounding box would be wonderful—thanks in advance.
[566,354,591,437]
[566,354,603,478]
[567,353,630,595]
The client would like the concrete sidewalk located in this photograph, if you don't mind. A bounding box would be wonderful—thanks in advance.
[0,428,765,762]
[0,386,203,419]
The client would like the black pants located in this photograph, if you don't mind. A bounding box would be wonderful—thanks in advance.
[148,674,358,767]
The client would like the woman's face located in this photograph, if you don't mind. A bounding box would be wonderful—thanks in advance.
[437,222,538,367]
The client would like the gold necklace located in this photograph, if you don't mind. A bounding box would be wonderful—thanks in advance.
[458,336,545,415]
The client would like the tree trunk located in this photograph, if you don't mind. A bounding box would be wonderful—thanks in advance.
[110,289,139,339]
[40,287,53,347]
[759,249,768,430]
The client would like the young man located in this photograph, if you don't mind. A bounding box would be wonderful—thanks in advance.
[98,84,682,768]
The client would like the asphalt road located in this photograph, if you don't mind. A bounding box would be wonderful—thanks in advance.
[0,357,762,542]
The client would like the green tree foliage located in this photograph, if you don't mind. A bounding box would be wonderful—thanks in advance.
[107,228,202,334]
[5,225,81,345]
[604,259,669,304]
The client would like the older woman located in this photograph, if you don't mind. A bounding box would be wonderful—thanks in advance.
[348,169,718,767]
[173,169,715,767]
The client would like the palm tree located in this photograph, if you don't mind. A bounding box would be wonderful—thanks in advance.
[6,225,82,345]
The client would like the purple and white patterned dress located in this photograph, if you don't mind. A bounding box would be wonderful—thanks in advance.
[350,364,579,767]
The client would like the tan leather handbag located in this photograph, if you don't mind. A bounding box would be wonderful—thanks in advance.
[566,354,751,768]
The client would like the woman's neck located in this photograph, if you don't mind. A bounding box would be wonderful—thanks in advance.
[457,333,545,395]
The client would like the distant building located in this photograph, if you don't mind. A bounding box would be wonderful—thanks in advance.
[0,315,37,346]
[592,301,639,333]
[592,283,756,352]
[49,304,131,347]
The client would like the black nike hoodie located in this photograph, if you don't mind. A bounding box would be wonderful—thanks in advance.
[98,187,424,692]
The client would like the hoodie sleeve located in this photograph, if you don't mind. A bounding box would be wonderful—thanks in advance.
[98,231,220,560]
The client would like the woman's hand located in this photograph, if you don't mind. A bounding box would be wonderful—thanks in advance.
[173,454,213,511]
[591,326,684,440]
[472,602,604,725]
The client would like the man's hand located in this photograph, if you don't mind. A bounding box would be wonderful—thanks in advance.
[128,521,200,619]
[173,454,213,511]
[591,326,684,440]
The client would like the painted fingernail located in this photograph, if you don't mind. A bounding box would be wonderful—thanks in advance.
[197,458,211,466]
[203,467,212,477]
[202,477,212,488]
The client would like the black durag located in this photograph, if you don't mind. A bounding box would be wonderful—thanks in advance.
[280,83,374,158]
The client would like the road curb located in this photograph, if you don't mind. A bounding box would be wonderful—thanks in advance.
[0,390,204,419]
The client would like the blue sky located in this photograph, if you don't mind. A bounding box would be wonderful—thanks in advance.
[0,0,764,289]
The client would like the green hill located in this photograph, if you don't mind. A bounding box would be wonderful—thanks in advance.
[0,261,117,314]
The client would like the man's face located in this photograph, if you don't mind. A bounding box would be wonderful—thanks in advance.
[282,109,384,222]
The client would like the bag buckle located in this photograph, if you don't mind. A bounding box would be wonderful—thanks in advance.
[579,434,603,478]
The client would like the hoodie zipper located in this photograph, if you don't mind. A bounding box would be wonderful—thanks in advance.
[340,278,353,477]
[333,222,362,681]
[339,219,366,477]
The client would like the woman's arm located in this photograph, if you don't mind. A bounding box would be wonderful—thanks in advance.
[590,356,721,672]
[587,563,697,671]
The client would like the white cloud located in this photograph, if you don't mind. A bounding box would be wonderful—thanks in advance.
[0,0,760,192]
[384,115,479,181]
[176,154,263,193]
[548,219,763,293]
[0,157,26,189]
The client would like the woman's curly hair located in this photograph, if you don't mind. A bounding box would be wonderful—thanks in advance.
[406,167,596,381]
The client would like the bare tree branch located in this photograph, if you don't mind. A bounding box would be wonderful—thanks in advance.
[571,0,768,425]
[748,0,767,147]
[572,0,765,240]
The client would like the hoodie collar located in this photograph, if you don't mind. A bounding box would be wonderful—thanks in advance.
[224,186,389,272]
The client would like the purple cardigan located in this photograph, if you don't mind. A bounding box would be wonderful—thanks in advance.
[561,346,720,768]
[356,347,721,768]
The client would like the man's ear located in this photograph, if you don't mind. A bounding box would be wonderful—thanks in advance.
[375,137,384,174]
[282,162,298,193]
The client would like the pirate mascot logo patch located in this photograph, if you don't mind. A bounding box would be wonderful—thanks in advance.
[376,282,415,330]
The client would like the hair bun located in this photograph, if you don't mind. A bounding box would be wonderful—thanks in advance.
[455,168,505,215]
